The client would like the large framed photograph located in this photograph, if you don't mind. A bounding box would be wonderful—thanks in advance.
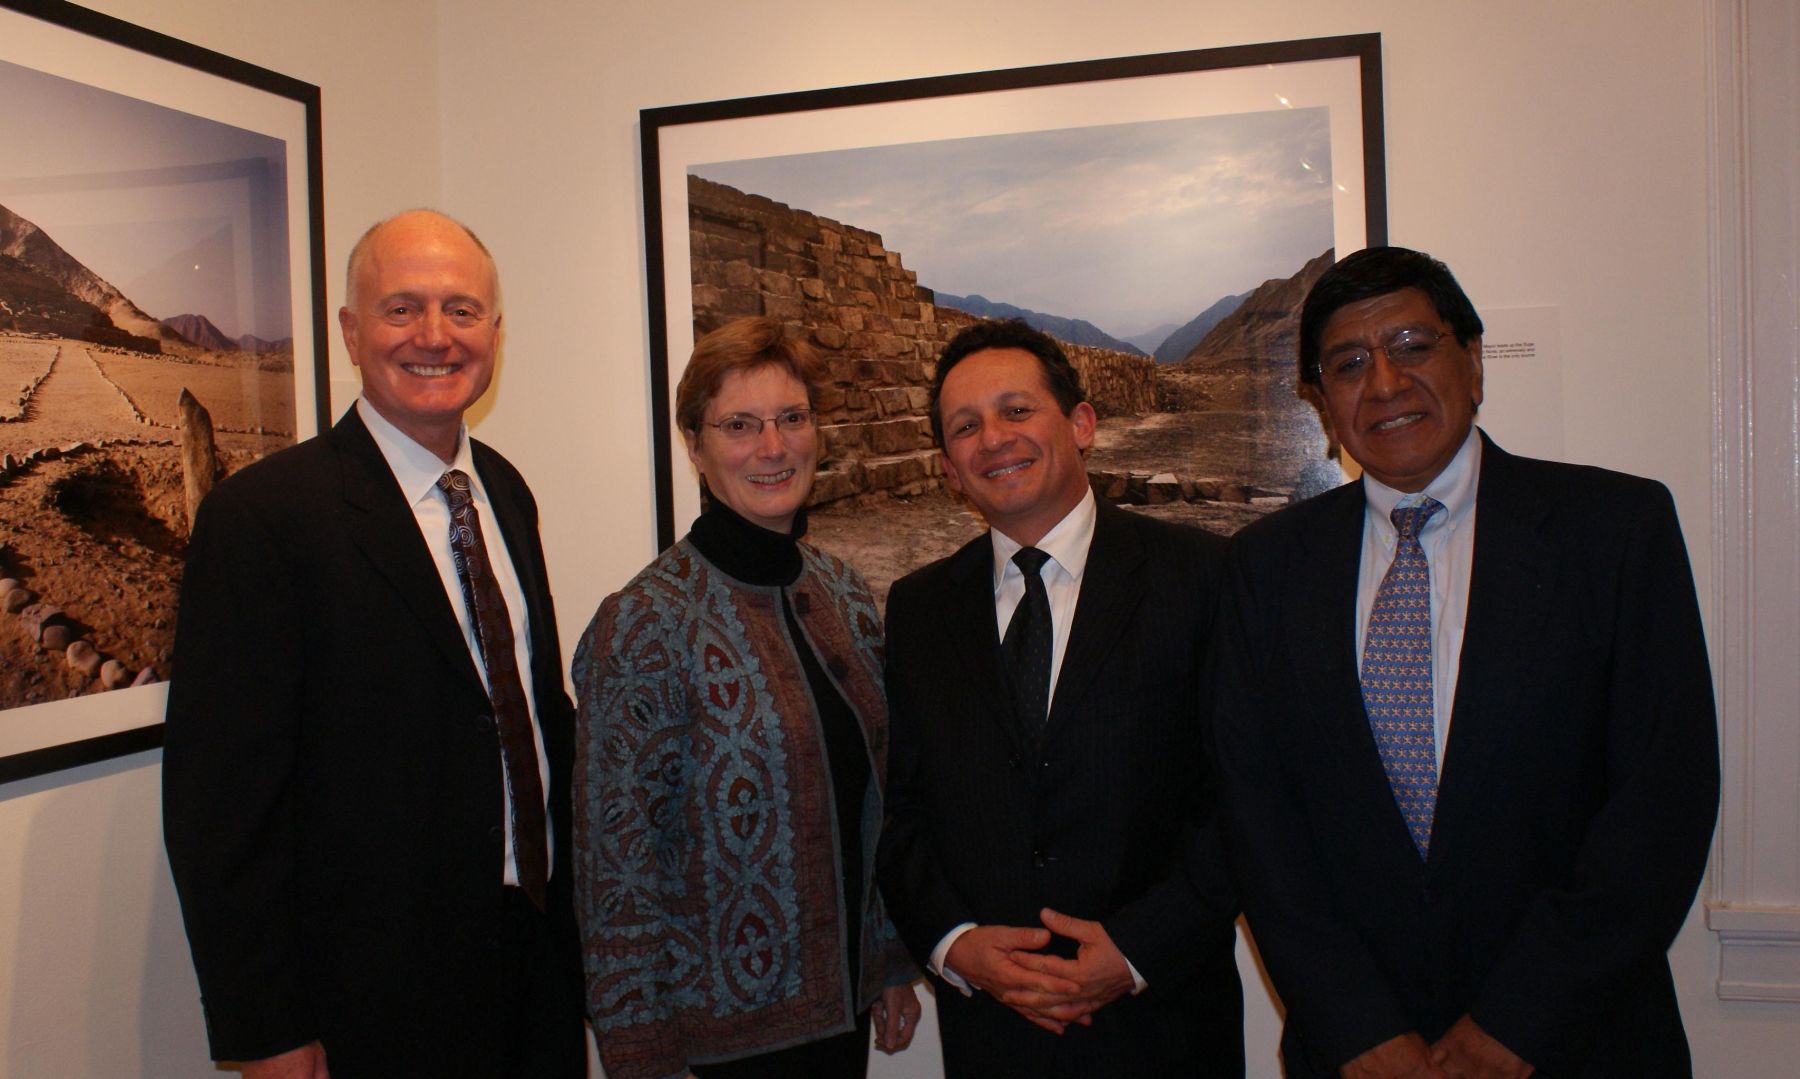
[643,34,1383,601]
[0,0,327,782]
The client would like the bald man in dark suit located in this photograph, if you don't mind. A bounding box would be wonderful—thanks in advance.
[164,210,585,1077]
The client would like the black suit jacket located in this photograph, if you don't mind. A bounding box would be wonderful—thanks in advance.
[878,500,1243,1079]
[1213,433,1719,1077]
[162,408,580,1074]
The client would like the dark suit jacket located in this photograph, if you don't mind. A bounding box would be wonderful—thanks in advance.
[1213,433,1719,1077]
[878,500,1243,1079]
[162,408,581,1074]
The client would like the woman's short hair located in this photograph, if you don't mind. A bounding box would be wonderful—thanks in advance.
[675,317,827,436]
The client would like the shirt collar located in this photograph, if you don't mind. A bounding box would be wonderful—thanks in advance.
[1361,424,1482,534]
[989,487,1098,592]
[357,396,478,507]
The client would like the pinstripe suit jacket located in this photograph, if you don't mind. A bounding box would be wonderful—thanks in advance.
[878,501,1243,1078]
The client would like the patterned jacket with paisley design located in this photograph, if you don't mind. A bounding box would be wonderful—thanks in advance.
[574,534,913,1079]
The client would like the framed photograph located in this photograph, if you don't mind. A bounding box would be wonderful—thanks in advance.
[0,0,327,783]
[642,34,1383,600]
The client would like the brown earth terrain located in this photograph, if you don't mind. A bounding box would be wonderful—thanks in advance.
[0,332,293,712]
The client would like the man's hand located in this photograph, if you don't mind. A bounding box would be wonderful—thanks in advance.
[1340,1032,1446,1079]
[1429,1016,1532,1079]
[240,1041,329,1079]
[944,924,1082,1033]
[1005,908,1135,1025]
[872,983,922,1053]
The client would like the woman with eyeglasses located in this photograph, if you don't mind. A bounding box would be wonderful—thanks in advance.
[573,317,920,1079]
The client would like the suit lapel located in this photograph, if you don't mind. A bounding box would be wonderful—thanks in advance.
[472,444,551,665]
[1431,436,1554,862]
[1301,485,1405,793]
[330,410,486,695]
[940,535,1026,758]
[1043,503,1147,738]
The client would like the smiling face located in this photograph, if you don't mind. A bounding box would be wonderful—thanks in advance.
[339,211,500,462]
[937,347,1097,546]
[1317,287,1483,492]
[683,364,819,534]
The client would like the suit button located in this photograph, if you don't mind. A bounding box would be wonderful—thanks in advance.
[1032,850,1048,869]
[489,825,503,841]
[474,713,493,732]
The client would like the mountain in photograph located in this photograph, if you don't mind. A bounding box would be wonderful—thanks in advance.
[931,291,1148,357]
[237,332,291,354]
[1122,322,1182,355]
[1179,250,1335,367]
[0,201,176,349]
[1154,290,1251,364]
[0,250,162,352]
[163,312,239,352]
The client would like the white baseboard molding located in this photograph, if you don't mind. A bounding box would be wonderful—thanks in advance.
[1708,904,1800,1002]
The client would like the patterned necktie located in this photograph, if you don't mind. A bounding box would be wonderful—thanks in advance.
[1360,497,1444,859]
[438,469,548,909]
[1003,546,1054,733]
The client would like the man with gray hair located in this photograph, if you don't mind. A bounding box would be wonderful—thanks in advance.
[164,210,584,1077]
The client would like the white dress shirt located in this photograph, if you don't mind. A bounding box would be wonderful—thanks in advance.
[1355,427,1482,769]
[931,488,1147,994]
[358,398,552,886]
[989,487,1097,707]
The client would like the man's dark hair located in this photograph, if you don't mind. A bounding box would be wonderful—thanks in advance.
[1297,246,1485,384]
[929,319,1086,445]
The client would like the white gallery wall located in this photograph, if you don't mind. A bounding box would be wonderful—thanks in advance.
[0,0,1795,1075]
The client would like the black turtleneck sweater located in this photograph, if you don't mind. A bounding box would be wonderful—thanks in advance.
[686,498,870,980]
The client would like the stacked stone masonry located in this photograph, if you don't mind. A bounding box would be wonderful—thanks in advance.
[688,176,1160,507]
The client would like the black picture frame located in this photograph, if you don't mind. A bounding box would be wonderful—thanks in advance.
[642,34,1384,556]
[0,0,328,784]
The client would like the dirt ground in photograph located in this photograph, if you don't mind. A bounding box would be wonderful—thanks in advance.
[1,331,292,712]
[807,489,987,608]
[1088,407,1326,493]
[96,350,295,435]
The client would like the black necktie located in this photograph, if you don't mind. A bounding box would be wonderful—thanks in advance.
[438,469,549,910]
[1003,547,1053,733]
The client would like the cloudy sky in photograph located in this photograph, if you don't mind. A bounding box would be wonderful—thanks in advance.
[692,106,1335,340]
[0,58,290,341]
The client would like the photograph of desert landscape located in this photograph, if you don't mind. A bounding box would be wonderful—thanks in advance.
[680,106,1355,602]
[0,56,300,717]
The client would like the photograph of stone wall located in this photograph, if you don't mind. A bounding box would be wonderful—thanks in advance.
[645,49,1380,606]
[686,175,1338,600]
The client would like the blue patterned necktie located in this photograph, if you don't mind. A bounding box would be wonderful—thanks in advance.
[438,469,549,909]
[1003,546,1053,734]
[1361,497,1444,858]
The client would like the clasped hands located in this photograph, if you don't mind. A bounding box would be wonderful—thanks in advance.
[1340,1018,1533,1079]
[943,907,1134,1034]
